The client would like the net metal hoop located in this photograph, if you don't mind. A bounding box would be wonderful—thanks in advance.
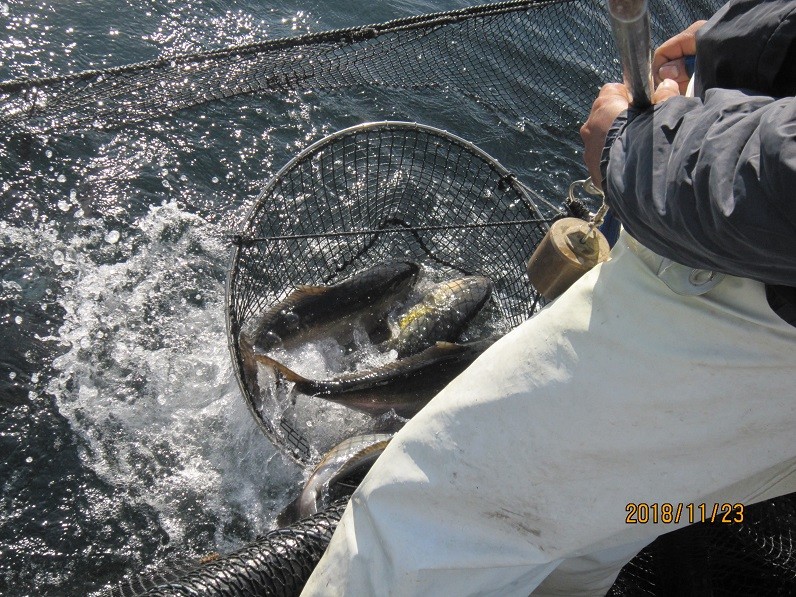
[225,121,551,464]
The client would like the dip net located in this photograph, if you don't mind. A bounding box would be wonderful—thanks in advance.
[226,120,548,464]
[3,0,793,593]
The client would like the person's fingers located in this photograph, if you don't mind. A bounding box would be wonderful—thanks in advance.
[652,79,680,104]
[653,20,706,68]
[653,20,706,91]
[658,60,684,82]
[599,82,632,103]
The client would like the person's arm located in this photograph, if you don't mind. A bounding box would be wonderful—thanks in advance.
[603,90,796,287]
[581,2,796,288]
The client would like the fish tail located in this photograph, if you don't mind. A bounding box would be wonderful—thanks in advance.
[254,354,309,385]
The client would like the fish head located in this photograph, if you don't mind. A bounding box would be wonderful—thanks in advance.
[450,275,493,312]
[392,274,493,357]
[296,433,393,520]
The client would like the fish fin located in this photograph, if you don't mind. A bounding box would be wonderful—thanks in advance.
[254,354,309,385]
[434,341,460,349]
[292,284,328,296]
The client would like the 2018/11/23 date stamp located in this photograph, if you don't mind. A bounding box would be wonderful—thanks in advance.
[625,502,744,524]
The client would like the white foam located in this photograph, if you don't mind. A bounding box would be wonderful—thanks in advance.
[0,201,306,556]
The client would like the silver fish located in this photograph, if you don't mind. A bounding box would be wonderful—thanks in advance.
[246,261,419,351]
[256,337,497,417]
[277,433,393,527]
[384,275,492,357]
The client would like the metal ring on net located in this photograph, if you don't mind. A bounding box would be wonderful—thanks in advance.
[226,121,553,465]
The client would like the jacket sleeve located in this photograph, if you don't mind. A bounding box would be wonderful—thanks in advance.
[603,90,796,287]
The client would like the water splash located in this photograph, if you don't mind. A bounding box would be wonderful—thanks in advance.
[2,201,303,578]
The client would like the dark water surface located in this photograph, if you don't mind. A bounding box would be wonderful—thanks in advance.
[0,0,588,594]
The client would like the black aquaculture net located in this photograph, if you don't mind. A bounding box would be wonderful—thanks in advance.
[103,494,796,597]
[0,0,716,136]
[104,499,347,597]
[3,0,791,593]
[609,495,796,596]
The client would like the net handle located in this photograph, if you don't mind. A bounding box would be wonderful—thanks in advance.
[606,0,653,109]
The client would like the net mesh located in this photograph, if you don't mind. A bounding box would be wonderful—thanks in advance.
[104,499,347,597]
[227,121,549,463]
[0,0,716,136]
[3,0,793,593]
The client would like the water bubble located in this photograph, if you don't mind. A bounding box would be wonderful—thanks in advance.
[25,456,32,464]
[263,331,283,347]
[211,176,219,184]
[57,174,67,183]
[105,230,120,244]
[79,337,91,349]
[31,372,39,383]
[9,371,16,380]
[52,250,65,265]
[57,200,71,212]
[69,189,77,200]
[45,150,53,158]
[281,310,300,331]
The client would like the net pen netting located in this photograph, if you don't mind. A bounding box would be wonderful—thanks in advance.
[0,0,716,136]
[3,0,793,594]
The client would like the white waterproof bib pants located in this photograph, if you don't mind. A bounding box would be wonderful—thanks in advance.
[301,231,796,596]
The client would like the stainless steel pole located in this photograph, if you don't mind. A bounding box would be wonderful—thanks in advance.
[606,0,653,109]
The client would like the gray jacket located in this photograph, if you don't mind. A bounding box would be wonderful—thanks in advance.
[602,0,796,321]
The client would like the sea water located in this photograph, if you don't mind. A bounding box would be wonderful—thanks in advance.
[0,0,585,594]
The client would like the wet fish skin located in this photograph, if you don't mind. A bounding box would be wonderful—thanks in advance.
[238,334,261,401]
[277,433,392,527]
[248,261,420,350]
[386,275,493,357]
[257,337,497,417]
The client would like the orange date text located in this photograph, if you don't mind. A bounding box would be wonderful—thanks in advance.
[625,502,744,524]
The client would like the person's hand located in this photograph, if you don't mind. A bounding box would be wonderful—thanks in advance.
[580,84,629,188]
[653,20,707,94]
[580,80,680,188]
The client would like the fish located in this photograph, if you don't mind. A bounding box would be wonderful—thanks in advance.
[245,260,420,351]
[238,333,262,401]
[256,337,498,417]
[383,275,493,357]
[276,433,393,527]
